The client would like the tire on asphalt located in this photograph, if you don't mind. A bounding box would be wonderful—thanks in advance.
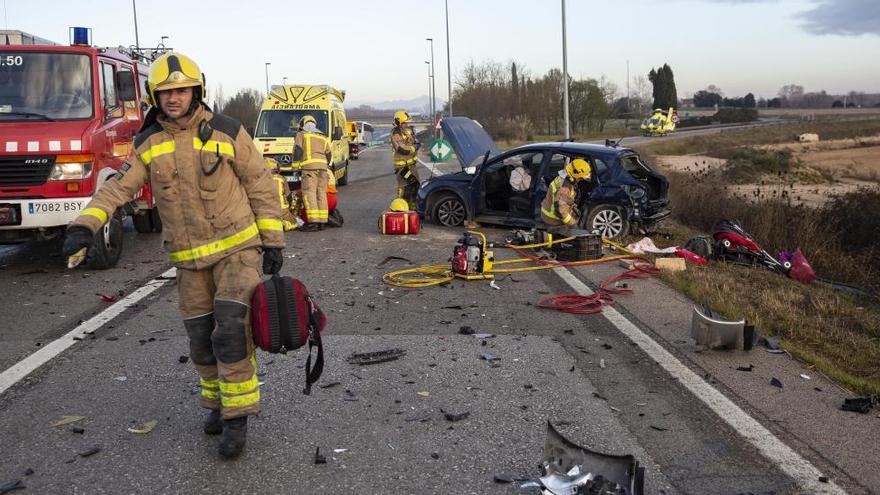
[584,204,628,240]
[432,193,467,227]
[337,160,349,186]
[88,209,124,269]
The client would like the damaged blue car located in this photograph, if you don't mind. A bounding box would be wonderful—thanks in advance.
[416,117,671,239]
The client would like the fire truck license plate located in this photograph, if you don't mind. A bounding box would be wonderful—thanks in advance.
[28,201,85,215]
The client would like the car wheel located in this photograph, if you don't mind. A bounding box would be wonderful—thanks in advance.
[88,209,124,269]
[337,160,349,186]
[433,194,466,227]
[586,205,628,239]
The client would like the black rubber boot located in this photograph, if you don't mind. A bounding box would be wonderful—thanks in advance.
[299,223,320,232]
[203,410,223,435]
[218,416,248,459]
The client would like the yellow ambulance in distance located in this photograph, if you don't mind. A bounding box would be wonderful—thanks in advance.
[254,84,351,186]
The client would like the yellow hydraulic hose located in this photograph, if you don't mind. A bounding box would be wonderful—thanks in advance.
[382,231,643,288]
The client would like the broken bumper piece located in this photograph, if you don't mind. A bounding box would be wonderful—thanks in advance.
[533,421,644,495]
[691,305,754,351]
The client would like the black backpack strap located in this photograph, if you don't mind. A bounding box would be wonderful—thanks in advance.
[302,295,324,395]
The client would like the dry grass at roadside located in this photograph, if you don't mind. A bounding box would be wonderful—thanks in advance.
[634,119,880,157]
[661,262,880,394]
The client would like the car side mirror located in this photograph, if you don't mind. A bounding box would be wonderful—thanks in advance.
[116,71,137,102]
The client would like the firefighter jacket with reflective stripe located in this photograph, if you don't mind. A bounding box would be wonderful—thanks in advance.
[391,126,418,167]
[540,176,579,226]
[293,131,330,171]
[72,105,285,270]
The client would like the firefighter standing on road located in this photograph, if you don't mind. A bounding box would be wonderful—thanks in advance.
[293,115,331,232]
[265,157,297,231]
[390,110,420,209]
[540,158,592,228]
[61,53,285,459]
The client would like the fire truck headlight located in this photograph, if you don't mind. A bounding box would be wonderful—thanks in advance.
[49,162,94,181]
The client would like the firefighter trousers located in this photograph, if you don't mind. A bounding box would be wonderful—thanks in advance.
[301,169,329,224]
[395,163,420,210]
[179,247,262,419]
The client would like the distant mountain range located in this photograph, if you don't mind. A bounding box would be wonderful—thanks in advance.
[347,95,446,114]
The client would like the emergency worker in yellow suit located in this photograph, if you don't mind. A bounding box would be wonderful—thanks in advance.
[540,158,592,229]
[62,53,284,459]
[265,157,297,231]
[293,115,331,232]
[390,110,420,209]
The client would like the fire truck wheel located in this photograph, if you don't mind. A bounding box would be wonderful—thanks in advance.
[89,209,123,269]
[133,208,162,233]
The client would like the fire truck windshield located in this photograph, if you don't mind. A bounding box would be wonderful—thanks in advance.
[254,110,329,138]
[0,52,93,121]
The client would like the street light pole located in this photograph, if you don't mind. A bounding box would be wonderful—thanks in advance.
[132,0,140,50]
[264,62,271,95]
[427,38,436,133]
[425,61,433,136]
[445,0,453,117]
[561,0,570,140]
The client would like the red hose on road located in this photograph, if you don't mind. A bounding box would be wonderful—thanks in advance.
[537,262,660,315]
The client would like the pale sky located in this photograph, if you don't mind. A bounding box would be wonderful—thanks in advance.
[4,0,879,104]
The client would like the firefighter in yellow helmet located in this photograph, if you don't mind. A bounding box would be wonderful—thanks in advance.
[390,110,421,209]
[62,52,284,459]
[265,158,297,231]
[293,114,331,232]
[540,158,592,228]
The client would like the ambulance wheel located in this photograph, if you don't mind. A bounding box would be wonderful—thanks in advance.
[132,207,162,233]
[337,160,349,186]
[89,209,123,269]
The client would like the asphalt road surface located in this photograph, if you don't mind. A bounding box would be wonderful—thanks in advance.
[0,139,877,494]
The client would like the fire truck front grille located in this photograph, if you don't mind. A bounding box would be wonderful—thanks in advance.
[0,155,55,186]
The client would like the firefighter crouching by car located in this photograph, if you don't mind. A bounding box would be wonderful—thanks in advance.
[293,115,331,232]
[265,157,297,231]
[390,110,421,209]
[540,158,592,229]
[61,52,285,460]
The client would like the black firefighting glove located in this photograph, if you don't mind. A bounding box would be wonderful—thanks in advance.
[62,226,93,258]
[262,247,284,275]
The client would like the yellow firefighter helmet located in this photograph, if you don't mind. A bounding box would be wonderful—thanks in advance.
[390,198,409,212]
[393,110,411,127]
[145,52,205,106]
[565,158,592,182]
[299,115,317,128]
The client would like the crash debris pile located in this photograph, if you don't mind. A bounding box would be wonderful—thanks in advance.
[498,421,644,495]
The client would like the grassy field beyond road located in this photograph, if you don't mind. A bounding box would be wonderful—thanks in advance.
[634,118,880,157]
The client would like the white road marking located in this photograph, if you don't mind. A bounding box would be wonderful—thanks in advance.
[0,268,177,396]
[553,267,846,495]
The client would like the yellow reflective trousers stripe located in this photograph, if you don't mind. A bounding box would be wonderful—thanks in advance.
[221,389,260,408]
[140,141,176,165]
[542,179,563,221]
[192,137,235,157]
[81,207,108,224]
[256,218,283,232]
[273,176,289,209]
[219,374,258,395]
[394,158,416,166]
[200,378,220,400]
[168,223,259,263]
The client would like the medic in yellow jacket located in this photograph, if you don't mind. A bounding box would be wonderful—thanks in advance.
[540,158,592,227]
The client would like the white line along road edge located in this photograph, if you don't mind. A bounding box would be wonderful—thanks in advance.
[0,268,177,396]
[553,267,846,495]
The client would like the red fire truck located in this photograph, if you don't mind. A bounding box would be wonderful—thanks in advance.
[0,29,160,268]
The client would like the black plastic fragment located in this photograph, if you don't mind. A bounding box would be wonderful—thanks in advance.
[346,348,406,365]
[443,410,470,422]
[314,447,327,464]
[736,365,754,372]
[78,445,101,457]
[0,479,25,494]
[178,355,189,363]
[458,326,475,335]
[770,377,783,388]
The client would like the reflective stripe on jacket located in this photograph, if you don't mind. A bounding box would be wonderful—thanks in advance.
[71,105,284,270]
[293,131,330,171]
[540,176,578,226]
[391,126,418,167]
